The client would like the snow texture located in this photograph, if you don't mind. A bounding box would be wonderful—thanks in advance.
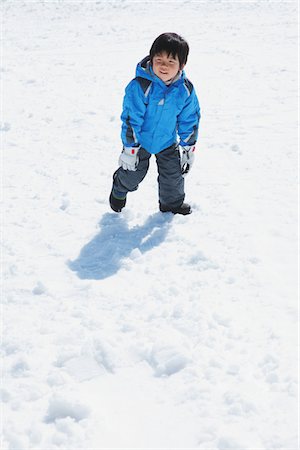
[2,0,298,449]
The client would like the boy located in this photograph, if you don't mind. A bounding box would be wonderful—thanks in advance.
[109,32,201,215]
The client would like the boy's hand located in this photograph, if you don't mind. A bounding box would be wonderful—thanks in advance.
[119,146,140,171]
[180,145,195,176]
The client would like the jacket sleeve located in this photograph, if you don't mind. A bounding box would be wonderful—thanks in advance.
[121,79,147,147]
[177,87,201,147]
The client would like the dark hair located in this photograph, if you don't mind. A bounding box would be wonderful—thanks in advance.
[149,32,189,68]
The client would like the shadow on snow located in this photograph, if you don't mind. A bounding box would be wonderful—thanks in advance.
[68,212,173,280]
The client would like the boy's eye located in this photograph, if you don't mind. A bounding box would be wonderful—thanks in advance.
[155,58,176,65]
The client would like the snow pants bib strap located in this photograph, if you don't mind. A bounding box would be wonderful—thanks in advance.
[155,144,185,209]
[112,147,151,196]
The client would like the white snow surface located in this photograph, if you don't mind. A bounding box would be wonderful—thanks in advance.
[2,1,298,449]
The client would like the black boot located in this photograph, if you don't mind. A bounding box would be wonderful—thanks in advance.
[109,191,126,212]
[159,202,192,215]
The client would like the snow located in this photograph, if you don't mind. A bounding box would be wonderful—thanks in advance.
[2,0,298,448]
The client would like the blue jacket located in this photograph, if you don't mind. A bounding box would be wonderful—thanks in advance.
[121,56,201,154]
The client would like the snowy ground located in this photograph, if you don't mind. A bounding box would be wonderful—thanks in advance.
[2,1,298,449]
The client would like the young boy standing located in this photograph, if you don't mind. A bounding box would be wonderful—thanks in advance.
[109,32,201,215]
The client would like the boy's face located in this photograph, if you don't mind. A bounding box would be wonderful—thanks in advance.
[152,51,182,82]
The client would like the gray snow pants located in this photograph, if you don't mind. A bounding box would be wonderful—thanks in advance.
[112,144,185,209]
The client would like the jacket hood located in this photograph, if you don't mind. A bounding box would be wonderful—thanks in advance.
[135,55,186,87]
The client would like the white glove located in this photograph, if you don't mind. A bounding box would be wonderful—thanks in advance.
[119,146,140,171]
[181,145,195,176]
